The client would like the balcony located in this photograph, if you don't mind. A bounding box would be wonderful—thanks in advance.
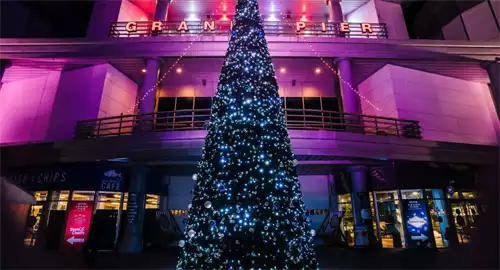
[75,109,421,140]
[109,21,388,39]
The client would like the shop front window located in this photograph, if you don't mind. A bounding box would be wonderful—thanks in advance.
[24,204,43,247]
[401,189,422,200]
[448,190,480,244]
[50,190,70,210]
[146,194,160,209]
[374,191,405,248]
[425,189,449,248]
[34,191,48,201]
[337,194,354,246]
[97,192,122,210]
[72,191,95,201]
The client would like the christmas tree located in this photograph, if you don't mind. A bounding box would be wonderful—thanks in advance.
[177,0,318,268]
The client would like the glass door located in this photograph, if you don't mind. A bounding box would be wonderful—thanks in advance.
[449,191,480,244]
[337,194,355,246]
[424,189,449,248]
[374,191,405,248]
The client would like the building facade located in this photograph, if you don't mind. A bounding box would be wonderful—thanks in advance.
[0,0,499,253]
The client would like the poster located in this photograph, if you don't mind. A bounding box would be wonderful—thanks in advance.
[64,201,93,251]
[403,199,433,248]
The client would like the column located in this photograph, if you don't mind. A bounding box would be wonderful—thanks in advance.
[154,0,170,21]
[327,0,343,22]
[0,59,12,84]
[159,175,170,212]
[136,58,161,132]
[482,61,499,117]
[119,166,148,253]
[348,166,377,247]
[336,58,362,132]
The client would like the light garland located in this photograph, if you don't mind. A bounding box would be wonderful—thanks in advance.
[301,37,382,112]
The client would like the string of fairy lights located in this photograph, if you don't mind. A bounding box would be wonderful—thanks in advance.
[129,10,382,113]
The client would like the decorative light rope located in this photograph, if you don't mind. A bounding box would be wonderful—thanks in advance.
[299,37,382,112]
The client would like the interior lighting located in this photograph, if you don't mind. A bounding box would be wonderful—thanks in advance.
[268,13,279,21]
[176,67,183,74]
[141,68,147,73]
[315,68,321,74]
[279,67,286,73]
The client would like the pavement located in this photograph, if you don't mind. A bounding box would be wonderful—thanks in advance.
[3,246,498,269]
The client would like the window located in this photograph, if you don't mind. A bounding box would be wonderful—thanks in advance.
[72,191,95,201]
[285,97,304,123]
[337,194,354,246]
[97,191,122,210]
[373,191,405,248]
[401,189,422,200]
[50,190,70,210]
[146,194,160,209]
[34,191,48,201]
[194,98,212,129]
[425,189,449,248]
[304,97,322,125]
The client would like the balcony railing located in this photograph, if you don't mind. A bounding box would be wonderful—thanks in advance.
[109,21,388,39]
[75,109,421,139]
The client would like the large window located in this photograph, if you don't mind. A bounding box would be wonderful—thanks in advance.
[337,194,355,246]
[372,191,406,248]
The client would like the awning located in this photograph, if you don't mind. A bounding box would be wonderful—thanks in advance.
[1,178,35,204]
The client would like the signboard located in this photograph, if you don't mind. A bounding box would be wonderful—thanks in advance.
[110,20,388,39]
[127,192,139,224]
[402,199,434,248]
[64,201,94,251]
[4,163,127,191]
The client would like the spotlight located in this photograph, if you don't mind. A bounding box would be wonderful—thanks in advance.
[280,67,286,74]
[176,67,183,74]
[315,68,322,74]
[141,68,147,73]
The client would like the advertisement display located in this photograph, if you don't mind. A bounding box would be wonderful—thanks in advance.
[403,199,434,248]
[63,201,94,251]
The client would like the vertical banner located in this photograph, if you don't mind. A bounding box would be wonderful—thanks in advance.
[403,199,434,248]
[64,201,94,251]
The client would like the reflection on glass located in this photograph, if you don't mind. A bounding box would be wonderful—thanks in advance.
[97,192,122,210]
[24,205,43,247]
[451,201,480,244]
[122,193,128,210]
[34,191,48,201]
[401,189,422,200]
[50,201,68,211]
[72,191,95,201]
[375,191,405,248]
[51,190,70,201]
[337,194,354,246]
[426,189,449,248]
[146,194,160,209]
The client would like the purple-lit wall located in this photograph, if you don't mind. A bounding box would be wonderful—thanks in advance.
[359,64,499,145]
[346,0,408,39]
[87,0,149,39]
[158,58,337,98]
[0,69,61,145]
[46,64,138,141]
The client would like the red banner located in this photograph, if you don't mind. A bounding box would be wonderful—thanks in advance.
[64,201,93,251]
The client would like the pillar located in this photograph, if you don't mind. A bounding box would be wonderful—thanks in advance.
[0,59,12,84]
[159,175,170,212]
[336,58,362,132]
[348,166,377,247]
[327,0,343,22]
[154,0,170,21]
[482,60,499,117]
[138,58,161,114]
[119,166,147,253]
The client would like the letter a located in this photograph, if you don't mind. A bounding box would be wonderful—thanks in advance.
[177,21,189,31]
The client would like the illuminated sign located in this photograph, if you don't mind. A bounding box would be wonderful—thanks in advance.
[111,20,387,38]
[402,199,434,248]
[64,201,94,251]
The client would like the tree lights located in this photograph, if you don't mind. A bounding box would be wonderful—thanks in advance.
[176,0,318,269]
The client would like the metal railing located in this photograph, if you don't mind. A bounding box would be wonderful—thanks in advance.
[109,21,388,39]
[75,109,421,139]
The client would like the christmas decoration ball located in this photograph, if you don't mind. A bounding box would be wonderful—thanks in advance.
[192,174,198,181]
[310,229,316,236]
[178,240,185,248]
[204,201,212,208]
[188,230,196,238]
[188,203,192,209]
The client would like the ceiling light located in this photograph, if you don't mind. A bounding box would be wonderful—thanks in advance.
[176,67,183,74]
[315,68,321,74]
[141,68,147,73]
[280,67,286,74]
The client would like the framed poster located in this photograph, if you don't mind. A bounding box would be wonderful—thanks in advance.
[402,199,434,248]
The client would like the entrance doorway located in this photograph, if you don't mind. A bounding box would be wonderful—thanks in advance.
[449,191,480,244]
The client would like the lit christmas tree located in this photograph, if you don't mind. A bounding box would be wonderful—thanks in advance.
[177,0,318,268]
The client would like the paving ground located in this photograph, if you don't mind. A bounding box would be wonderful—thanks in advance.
[4,245,498,269]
